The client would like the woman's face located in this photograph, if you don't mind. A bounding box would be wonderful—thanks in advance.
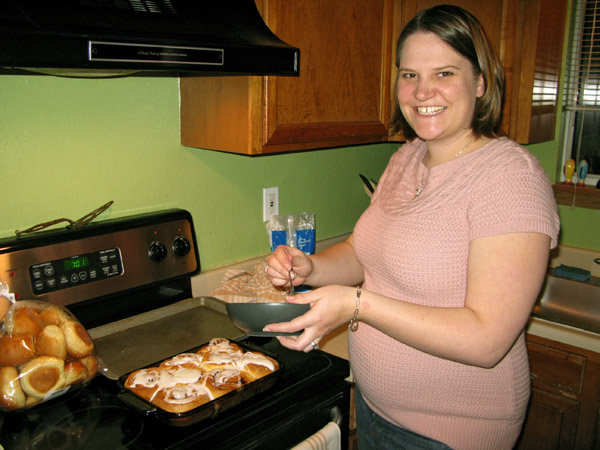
[397,32,484,145]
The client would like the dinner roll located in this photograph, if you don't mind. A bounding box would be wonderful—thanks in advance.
[79,355,99,379]
[39,305,69,327]
[0,366,26,410]
[0,333,36,367]
[64,361,88,386]
[36,325,67,359]
[61,320,94,358]
[19,356,65,399]
[12,307,44,336]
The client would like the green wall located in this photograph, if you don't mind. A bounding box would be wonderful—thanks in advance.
[1,74,598,274]
[525,0,599,253]
[0,75,396,269]
[528,141,600,252]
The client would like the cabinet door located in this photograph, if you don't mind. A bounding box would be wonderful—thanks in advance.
[261,0,394,153]
[523,334,600,449]
[510,0,567,143]
[518,338,584,449]
[516,388,579,450]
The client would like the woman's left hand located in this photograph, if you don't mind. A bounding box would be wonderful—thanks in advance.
[262,285,356,352]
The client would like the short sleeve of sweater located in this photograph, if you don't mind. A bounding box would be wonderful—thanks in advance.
[467,142,559,248]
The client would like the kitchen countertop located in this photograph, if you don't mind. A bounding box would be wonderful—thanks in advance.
[527,317,600,353]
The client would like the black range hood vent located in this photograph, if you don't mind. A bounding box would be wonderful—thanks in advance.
[0,1,300,78]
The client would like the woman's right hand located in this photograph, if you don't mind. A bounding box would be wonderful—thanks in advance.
[265,246,312,289]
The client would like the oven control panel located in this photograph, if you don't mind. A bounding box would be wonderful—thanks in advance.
[0,209,200,307]
[29,247,123,295]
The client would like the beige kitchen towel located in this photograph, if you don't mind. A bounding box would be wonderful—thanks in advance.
[209,261,288,303]
[290,422,341,450]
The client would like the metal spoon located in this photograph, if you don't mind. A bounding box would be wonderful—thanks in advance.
[287,269,294,296]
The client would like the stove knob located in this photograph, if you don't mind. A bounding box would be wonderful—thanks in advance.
[148,241,168,262]
[172,236,191,257]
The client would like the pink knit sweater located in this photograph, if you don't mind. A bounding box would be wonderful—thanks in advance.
[351,137,560,450]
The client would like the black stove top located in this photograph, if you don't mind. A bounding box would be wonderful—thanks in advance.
[0,337,350,450]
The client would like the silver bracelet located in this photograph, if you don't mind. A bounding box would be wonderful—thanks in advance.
[348,287,361,332]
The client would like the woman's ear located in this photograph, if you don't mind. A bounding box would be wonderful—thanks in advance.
[476,74,485,98]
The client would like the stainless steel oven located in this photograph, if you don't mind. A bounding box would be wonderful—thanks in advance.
[0,209,350,450]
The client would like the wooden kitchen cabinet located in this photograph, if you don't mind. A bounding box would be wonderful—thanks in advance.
[516,334,600,450]
[180,0,395,155]
[392,0,567,145]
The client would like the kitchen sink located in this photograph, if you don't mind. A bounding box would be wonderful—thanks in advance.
[532,274,600,334]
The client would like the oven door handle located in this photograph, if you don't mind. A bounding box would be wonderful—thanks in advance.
[330,405,343,427]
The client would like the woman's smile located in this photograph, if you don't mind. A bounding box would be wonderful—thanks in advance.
[415,106,447,116]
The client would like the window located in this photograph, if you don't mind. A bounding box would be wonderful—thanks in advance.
[562,0,600,186]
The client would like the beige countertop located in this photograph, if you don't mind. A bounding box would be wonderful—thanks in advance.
[527,317,600,353]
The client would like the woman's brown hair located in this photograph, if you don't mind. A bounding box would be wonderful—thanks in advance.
[390,5,504,139]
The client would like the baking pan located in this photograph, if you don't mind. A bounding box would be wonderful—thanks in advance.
[116,340,281,427]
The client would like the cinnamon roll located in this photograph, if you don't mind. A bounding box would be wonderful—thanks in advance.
[124,368,165,402]
[152,383,212,414]
[160,352,204,369]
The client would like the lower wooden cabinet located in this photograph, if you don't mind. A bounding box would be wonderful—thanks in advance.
[518,389,580,449]
[517,334,600,450]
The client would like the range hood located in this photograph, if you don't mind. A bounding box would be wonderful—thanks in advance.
[0,1,300,78]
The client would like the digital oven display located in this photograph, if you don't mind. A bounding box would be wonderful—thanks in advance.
[64,256,90,271]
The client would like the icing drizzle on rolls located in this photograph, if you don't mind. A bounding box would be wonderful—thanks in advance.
[207,338,236,351]
[161,353,204,368]
[162,385,203,404]
[239,352,276,371]
[213,368,243,387]
[129,368,163,389]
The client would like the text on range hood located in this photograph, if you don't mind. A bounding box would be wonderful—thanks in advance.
[0,1,300,77]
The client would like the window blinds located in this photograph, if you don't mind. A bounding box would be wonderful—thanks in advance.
[565,0,600,112]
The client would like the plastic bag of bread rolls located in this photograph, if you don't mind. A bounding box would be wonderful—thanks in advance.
[0,283,98,411]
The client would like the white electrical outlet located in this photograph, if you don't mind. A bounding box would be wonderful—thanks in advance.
[263,187,279,222]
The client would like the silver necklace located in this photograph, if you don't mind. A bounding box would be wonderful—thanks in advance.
[413,139,473,199]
